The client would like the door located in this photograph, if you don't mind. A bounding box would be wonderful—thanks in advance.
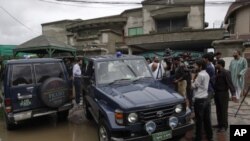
[10,64,37,112]
[84,61,99,119]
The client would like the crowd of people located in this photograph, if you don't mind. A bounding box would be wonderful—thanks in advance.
[147,50,248,141]
[65,50,248,141]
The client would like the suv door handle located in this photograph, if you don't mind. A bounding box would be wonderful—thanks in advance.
[17,93,33,100]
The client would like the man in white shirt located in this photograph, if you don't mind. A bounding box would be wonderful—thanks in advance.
[192,60,213,141]
[148,56,165,79]
[73,58,82,105]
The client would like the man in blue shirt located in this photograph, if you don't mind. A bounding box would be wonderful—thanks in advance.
[202,53,215,100]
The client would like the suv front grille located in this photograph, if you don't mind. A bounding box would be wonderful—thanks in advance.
[139,104,175,122]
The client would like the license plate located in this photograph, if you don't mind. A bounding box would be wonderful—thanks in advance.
[19,99,32,107]
[152,130,172,141]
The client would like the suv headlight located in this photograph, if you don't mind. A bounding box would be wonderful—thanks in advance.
[128,113,138,123]
[175,104,183,113]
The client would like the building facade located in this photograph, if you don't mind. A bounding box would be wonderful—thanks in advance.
[213,0,250,57]
[123,0,225,55]
[212,0,250,87]
[42,0,224,56]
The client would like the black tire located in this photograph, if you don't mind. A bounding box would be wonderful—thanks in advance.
[4,113,15,130]
[170,134,186,141]
[98,119,111,141]
[40,77,69,108]
[84,102,93,121]
[58,110,69,121]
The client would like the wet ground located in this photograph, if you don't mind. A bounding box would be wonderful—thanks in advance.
[0,115,98,141]
[0,98,250,141]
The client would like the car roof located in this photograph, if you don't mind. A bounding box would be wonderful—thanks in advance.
[87,55,145,62]
[6,58,62,64]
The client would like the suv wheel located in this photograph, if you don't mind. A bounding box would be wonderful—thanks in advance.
[84,102,93,120]
[39,77,69,108]
[4,113,15,130]
[58,110,69,121]
[98,120,111,141]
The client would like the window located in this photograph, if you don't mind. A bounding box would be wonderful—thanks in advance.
[12,65,33,86]
[128,27,143,36]
[35,63,65,83]
[229,15,236,34]
[156,16,187,33]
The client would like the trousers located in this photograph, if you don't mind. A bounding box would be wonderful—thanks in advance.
[235,85,242,100]
[74,77,82,104]
[194,98,213,141]
[214,91,229,129]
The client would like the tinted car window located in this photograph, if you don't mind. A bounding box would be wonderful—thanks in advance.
[35,63,65,83]
[12,65,33,86]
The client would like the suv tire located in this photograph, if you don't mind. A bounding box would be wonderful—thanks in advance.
[98,119,111,141]
[40,77,69,108]
[4,113,15,130]
[58,110,69,121]
[84,101,93,121]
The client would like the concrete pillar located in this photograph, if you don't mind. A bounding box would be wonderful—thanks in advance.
[128,47,133,55]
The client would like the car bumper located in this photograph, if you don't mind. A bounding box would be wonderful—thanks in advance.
[111,120,194,141]
[7,103,72,123]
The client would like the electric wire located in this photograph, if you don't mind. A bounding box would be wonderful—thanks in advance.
[0,6,37,34]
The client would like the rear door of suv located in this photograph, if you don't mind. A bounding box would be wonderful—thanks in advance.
[9,63,39,113]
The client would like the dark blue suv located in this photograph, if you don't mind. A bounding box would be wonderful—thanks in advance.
[82,55,194,141]
[0,58,73,130]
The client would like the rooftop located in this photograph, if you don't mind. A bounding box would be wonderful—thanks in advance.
[225,0,250,24]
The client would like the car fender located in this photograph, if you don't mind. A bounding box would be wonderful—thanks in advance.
[98,100,125,131]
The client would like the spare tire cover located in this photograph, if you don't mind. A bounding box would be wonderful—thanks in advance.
[40,77,69,108]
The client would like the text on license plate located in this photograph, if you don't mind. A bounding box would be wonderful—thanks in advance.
[152,130,172,141]
[19,99,32,107]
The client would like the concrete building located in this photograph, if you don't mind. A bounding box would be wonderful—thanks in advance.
[124,0,224,54]
[212,0,250,87]
[42,0,225,56]
[66,15,126,55]
[42,19,80,45]
[213,0,250,57]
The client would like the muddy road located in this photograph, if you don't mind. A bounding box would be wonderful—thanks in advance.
[0,102,248,141]
[0,115,98,141]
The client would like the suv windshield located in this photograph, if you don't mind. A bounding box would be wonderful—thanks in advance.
[96,59,152,84]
